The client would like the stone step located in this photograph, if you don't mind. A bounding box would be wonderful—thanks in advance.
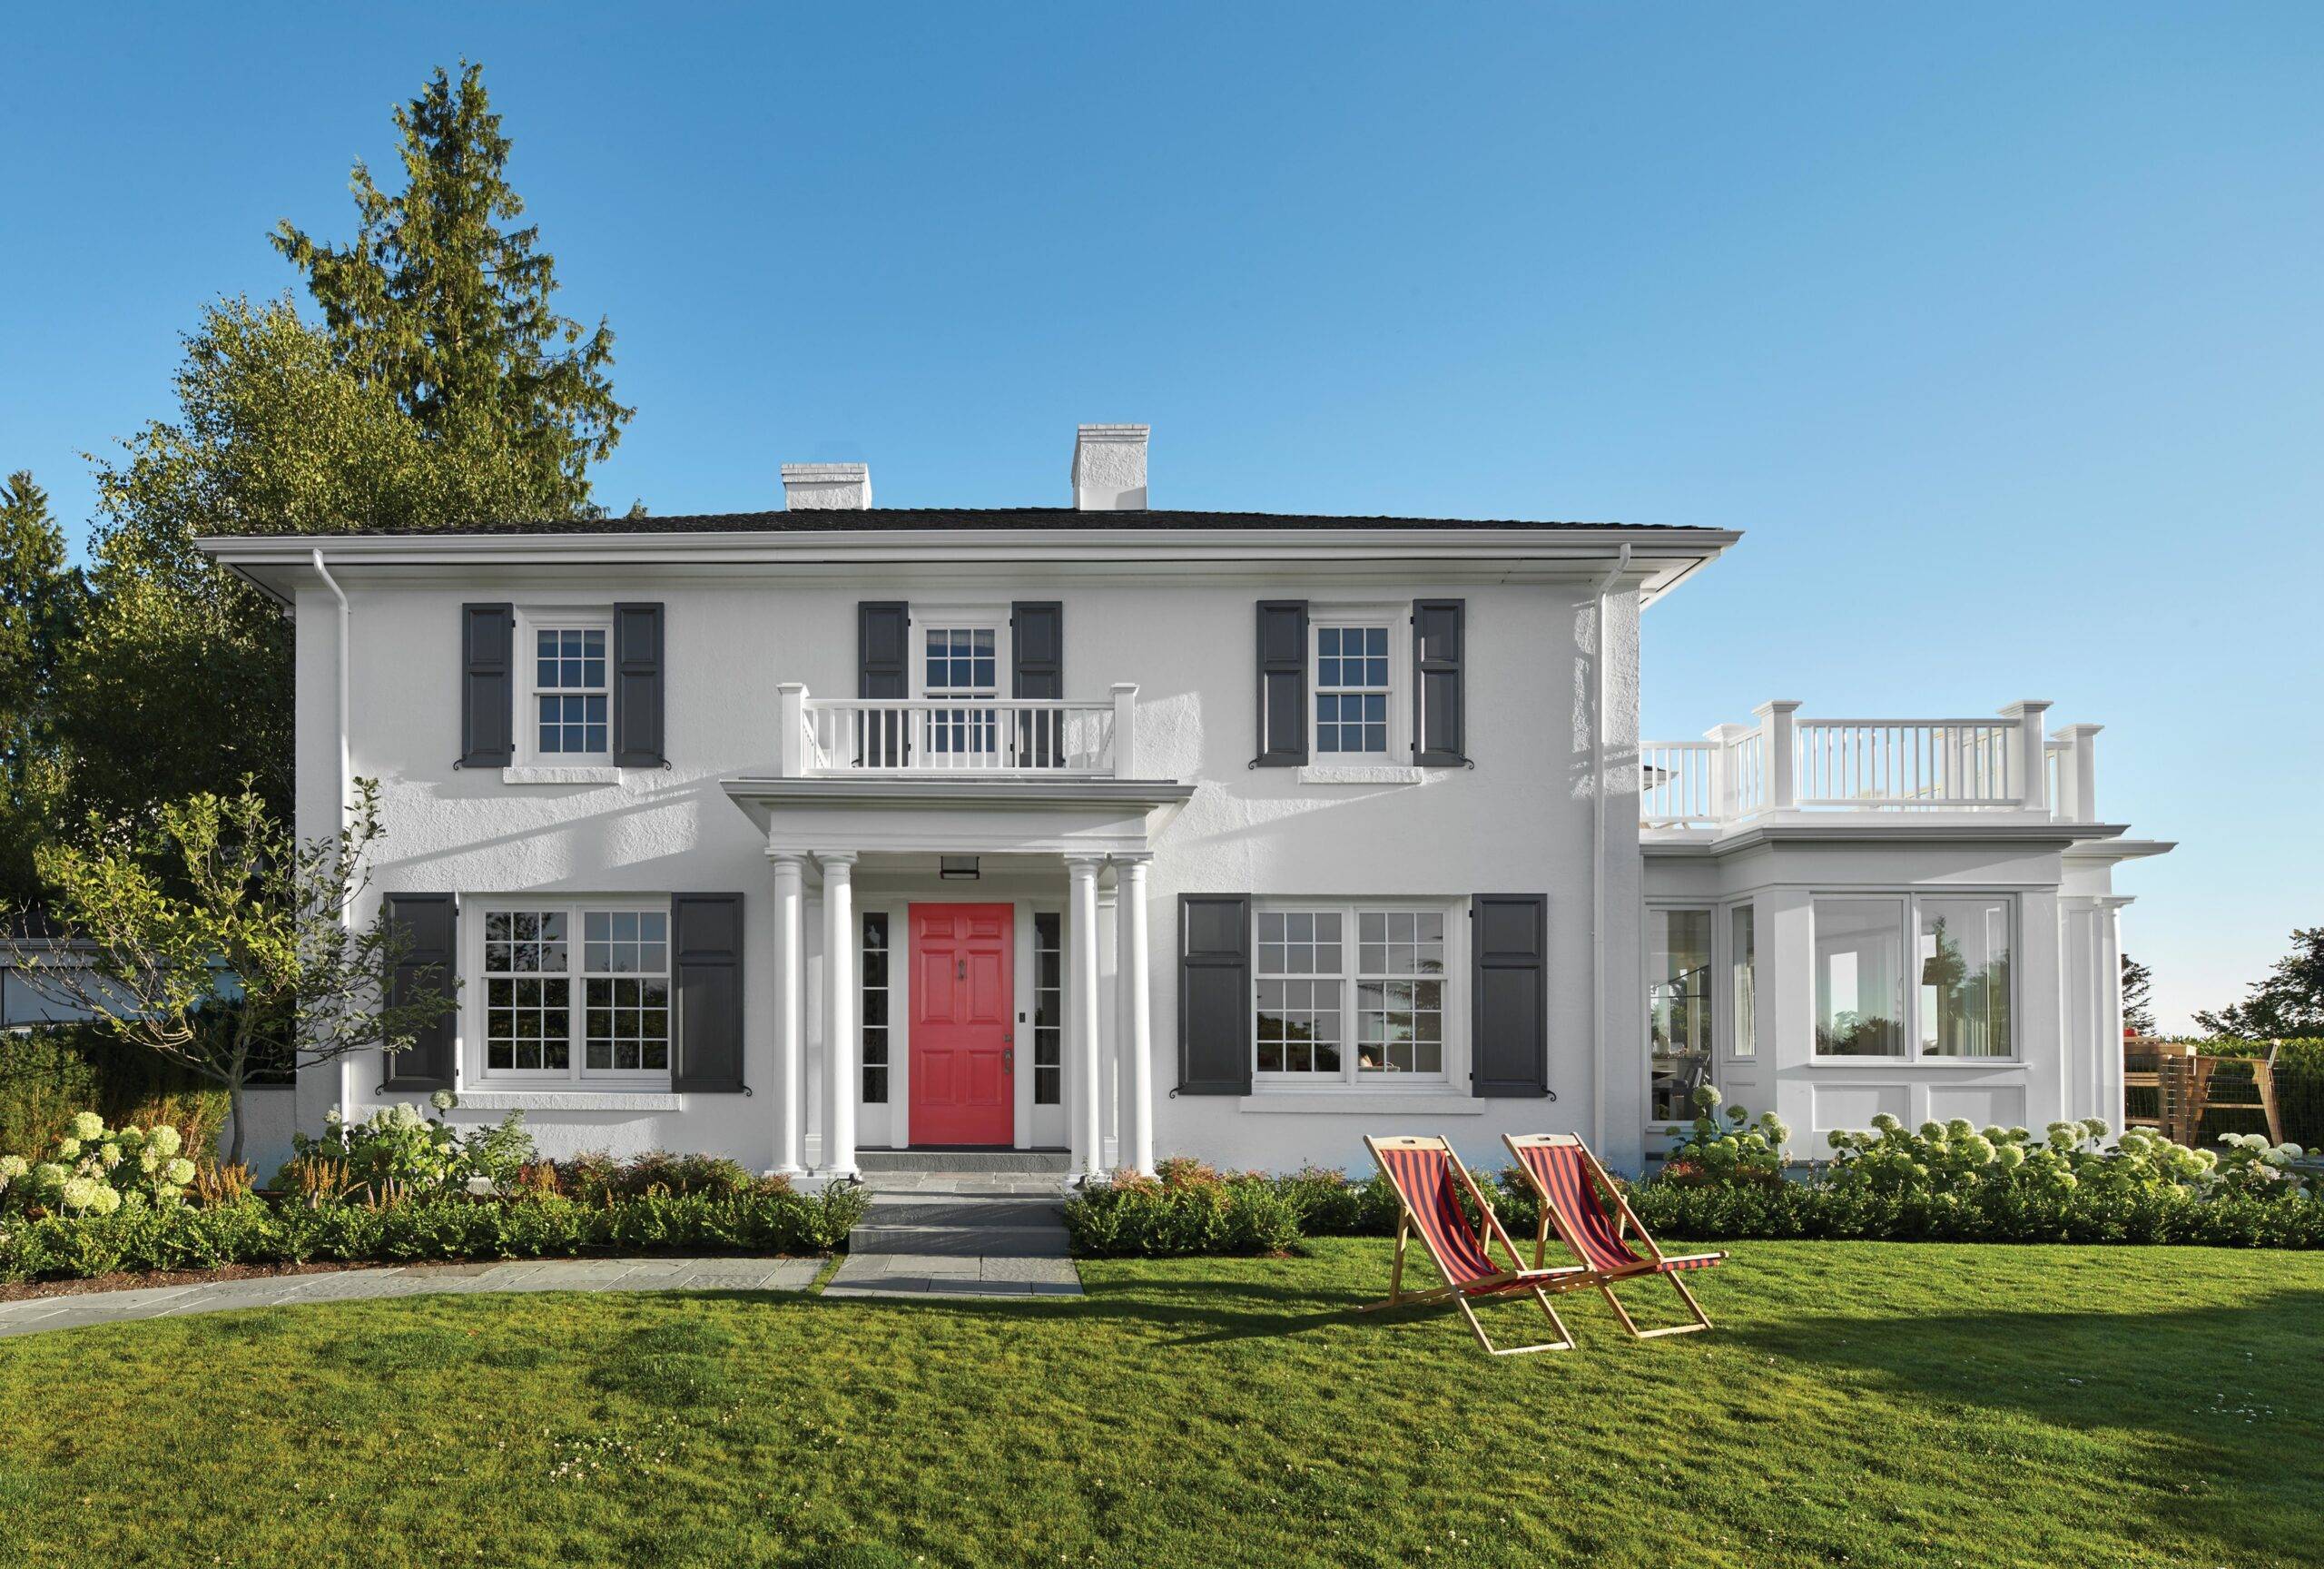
[864,1193,1064,1229]
[846,1224,1071,1259]
[857,1149,1071,1175]
[858,1173,1068,1199]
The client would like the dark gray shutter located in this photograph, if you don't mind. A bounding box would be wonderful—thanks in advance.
[1010,602,1062,698]
[1255,600,1308,767]
[1413,598,1466,767]
[1472,894,1548,1096]
[672,894,746,1093]
[1177,894,1251,1095]
[858,601,910,767]
[1011,601,1063,768]
[381,893,457,1090]
[858,602,909,697]
[612,602,665,767]
[459,604,514,767]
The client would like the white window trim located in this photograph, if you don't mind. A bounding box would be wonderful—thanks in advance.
[1807,892,2022,1068]
[516,607,614,767]
[1307,606,1408,765]
[461,896,675,1089]
[1248,897,1465,1093]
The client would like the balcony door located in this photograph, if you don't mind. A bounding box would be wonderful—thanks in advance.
[908,903,1016,1146]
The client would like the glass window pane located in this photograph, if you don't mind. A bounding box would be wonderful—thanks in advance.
[1649,909,1714,1119]
[1816,900,1905,1057]
[1730,904,1757,1061]
[1919,897,2012,1059]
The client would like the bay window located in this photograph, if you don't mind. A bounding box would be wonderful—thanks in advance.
[1814,894,2016,1061]
[1649,908,1712,1120]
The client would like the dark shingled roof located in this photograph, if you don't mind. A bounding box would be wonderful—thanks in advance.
[324,508,1692,538]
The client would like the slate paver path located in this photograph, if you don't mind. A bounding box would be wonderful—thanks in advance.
[0,1256,822,1338]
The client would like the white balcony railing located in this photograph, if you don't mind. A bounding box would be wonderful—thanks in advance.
[775,685,1139,780]
[1643,701,2104,829]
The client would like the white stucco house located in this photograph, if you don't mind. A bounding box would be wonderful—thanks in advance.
[198,425,2169,1184]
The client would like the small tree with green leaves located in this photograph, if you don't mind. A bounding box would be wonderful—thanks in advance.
[2122,952,2157,1037]
[7,778,454,1165]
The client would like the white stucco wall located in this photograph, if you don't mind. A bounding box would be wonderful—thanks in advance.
[293,558,1650,1178]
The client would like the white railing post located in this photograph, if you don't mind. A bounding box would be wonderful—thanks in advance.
[2053,723,2102,822]
[1111,683,1138,779]
[1706,723,1751,824]
[1754,700,1801,812]
[1999,700,2052,813]
[777,683,808,777]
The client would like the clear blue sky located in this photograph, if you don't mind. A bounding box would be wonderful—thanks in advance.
[6,5,2319,1031]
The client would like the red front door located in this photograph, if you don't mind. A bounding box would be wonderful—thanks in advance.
[909,903,1015,1146]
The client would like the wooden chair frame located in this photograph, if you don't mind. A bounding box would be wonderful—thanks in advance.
[1503,1132,1726,1339]
[1356,1134,1581,1357]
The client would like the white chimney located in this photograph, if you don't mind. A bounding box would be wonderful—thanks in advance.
[781,461,872,510]
[1071,424,1149,511]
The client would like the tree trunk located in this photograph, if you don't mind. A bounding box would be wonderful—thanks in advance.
[226,1077,247,1168]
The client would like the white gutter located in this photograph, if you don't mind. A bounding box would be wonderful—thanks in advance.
[311,549,355,1130]
[1590,543,1630,1152]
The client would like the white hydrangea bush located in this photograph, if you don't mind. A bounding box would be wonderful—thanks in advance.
[0,1113,199,1216]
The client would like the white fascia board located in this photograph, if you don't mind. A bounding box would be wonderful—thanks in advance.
[198,526,1738,604]
[1641,819,2142,857]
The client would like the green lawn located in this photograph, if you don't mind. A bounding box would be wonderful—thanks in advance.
[2,1240,2319,1568]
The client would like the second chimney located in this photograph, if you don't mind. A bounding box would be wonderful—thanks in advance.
[1071,424,1148,510]
[781,461,872,510]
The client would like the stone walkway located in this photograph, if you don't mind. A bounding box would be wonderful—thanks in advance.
[0,1256,822,1339]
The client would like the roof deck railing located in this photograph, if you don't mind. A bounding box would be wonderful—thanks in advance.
[1642,701,2103,829]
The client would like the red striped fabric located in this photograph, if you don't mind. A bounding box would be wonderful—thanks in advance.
[1521,1144,1649,1275]
[1376,1144,1499,1287]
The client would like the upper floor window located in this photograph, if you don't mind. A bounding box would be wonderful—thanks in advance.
[533,626,608,756]
[1314,621,1391,755]
[923,623,1000,757]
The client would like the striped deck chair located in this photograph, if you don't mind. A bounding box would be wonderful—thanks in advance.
[1502,1133,1727,1338]
[1357,1135,1580,1356]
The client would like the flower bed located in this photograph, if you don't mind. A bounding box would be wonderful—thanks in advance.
[0,1096,867,1286]
[1063,1096,2320,1258]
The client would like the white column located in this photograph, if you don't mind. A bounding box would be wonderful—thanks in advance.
[819,852,859,1180]
[769,851,808,1175]
[2001,699,2053,814]
[1067,854,1105,1180]
[1113,854,1156,1176]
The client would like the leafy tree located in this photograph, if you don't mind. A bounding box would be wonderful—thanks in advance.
[2196,928,2324,1039]
[273,61,632,519]
[0,471,84,904]
[2122,952,2157,1037]
[61,295,552,826]
[9,779,455,1165]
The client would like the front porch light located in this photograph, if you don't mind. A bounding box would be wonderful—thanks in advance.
[940,856,981,881]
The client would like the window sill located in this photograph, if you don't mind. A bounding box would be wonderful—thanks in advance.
[1237,1091,1483,1116]
[456,1090,683,1111]
[1804,1058,2026,1071]
[1296,765,1432,786]
[501,765,623,786]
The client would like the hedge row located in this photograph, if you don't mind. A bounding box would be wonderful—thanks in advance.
[1062,1163,2324,1258]
[0,1186,868,1285]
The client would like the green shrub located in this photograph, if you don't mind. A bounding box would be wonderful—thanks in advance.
[1665,1085,1790,1186]
[0,1182,866,1284]
[278,1095,537,1199]
[1063,1162,1299,1257]
[0,1023,231,1164]
[0,1112,198,1216]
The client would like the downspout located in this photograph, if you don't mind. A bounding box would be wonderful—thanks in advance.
[312,549,354,1130]
[1590,543,1631,1153]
